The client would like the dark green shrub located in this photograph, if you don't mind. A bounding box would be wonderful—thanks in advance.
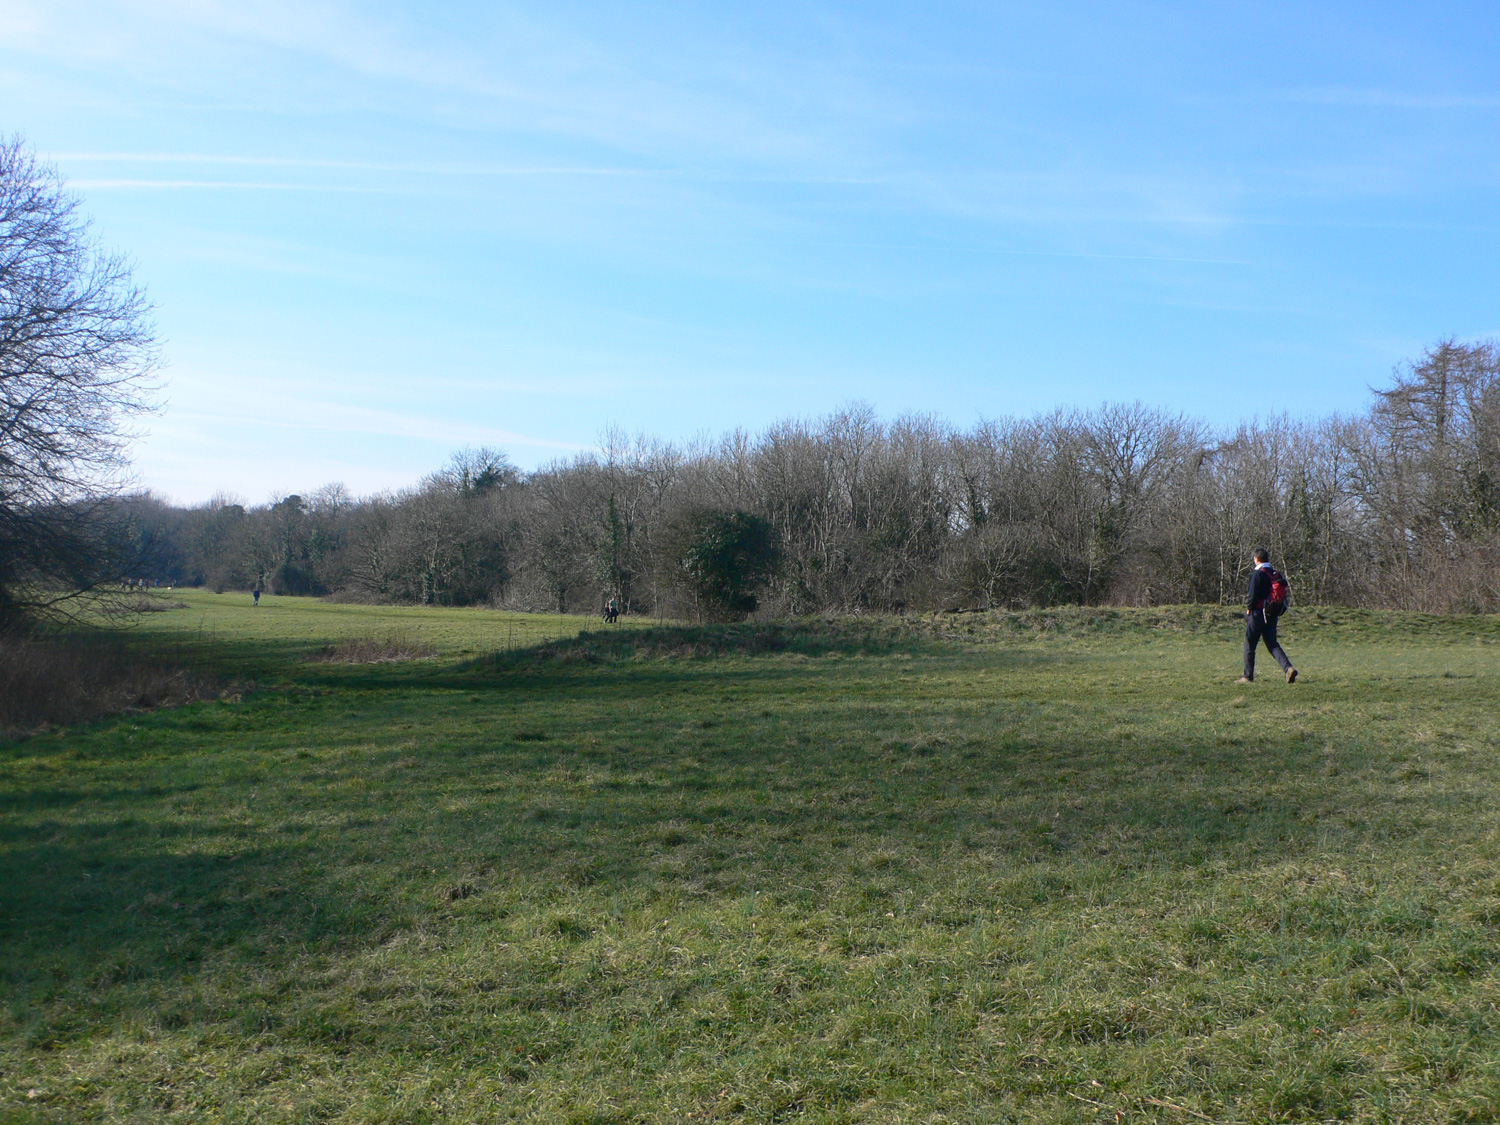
[669,509,779,621]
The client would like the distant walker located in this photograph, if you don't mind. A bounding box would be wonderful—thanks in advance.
[1237,548,1297,684]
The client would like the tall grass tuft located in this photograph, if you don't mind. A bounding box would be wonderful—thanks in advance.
[308,632,438,664]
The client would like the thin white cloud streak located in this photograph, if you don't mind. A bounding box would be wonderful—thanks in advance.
[1281,87,1500,109]
[159,403,591,455]
[68,174,644,193]
[892,244,1251,266]
[61,160,1236,228]
[17,0,1497,220]
[55,152,660,176]
[62,161,1365,236]
[10,2,1305,236]
[10,0,903,173]
[154,363,596,458]
[69,179,404,191]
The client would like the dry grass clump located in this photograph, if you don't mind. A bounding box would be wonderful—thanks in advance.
[0,631,214,736]
[309,633,437,664]
[99,594,189,616]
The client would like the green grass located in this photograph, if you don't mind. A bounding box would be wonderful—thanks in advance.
[113,589,598,677]
[4,593,1500,1122]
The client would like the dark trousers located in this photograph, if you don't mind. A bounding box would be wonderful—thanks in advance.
[1244,610,1291,679]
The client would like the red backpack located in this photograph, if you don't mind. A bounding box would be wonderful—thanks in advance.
[1264,568,1290,618]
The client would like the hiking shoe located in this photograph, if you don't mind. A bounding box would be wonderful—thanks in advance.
[1286,668,1298,683]
[1235,676,1253,684]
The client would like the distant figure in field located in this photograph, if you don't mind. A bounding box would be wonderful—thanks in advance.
[1237,548,1296,684]
[605,596,620,624]
[252,586,261,607]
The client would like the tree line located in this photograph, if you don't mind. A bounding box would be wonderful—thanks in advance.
[119,339,1500,618]
[4,140,1496,624]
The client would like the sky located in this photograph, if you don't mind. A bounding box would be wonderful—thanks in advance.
[2,0,1498,504]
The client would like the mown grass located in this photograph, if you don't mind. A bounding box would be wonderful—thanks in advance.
[3,594,1500,1122]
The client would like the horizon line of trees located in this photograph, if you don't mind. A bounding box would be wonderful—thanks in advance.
[4,137,1496,625]
[118,338,1500,619]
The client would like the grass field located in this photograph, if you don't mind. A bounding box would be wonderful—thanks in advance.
[4,590,1500,1123]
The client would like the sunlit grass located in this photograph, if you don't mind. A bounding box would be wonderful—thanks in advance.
[3,598,1500,1121]
[123,588,606,674]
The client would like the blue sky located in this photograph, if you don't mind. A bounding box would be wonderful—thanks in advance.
[3,1,1498,503]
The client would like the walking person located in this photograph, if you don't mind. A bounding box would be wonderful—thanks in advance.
[252,585,261,607]
[1237,548,1296,683]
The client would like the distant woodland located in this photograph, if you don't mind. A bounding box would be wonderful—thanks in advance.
[118,340,1500,617]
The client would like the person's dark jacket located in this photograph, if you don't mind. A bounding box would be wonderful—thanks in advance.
[1246,565,1273,611]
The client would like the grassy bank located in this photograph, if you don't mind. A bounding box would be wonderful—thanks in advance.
[3,592,1500,1122]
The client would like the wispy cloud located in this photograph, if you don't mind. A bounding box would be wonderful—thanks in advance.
[161,401,591,454]
[1281,87,1500,109]
[18,3,1256,234]
[55,152,660,177]
[62,159,1238,229]
[12,0,901,174]
[69,178,399,191]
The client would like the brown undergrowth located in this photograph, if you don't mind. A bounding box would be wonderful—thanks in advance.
[308,632,438,664]
[0,630,219,737]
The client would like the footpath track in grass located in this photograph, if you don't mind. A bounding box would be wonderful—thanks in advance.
[4,594,1500,1122]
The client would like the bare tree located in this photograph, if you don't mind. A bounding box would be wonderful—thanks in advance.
[119,338,1500,617]
[0,138,158,622]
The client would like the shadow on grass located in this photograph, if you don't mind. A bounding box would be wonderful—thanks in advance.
[0,704,1343,1008]
[227,616,1025,697]
[0,835,388,1050]
[3,613,1470,1064]
[24,616,947,701]
[469,618,951,670]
